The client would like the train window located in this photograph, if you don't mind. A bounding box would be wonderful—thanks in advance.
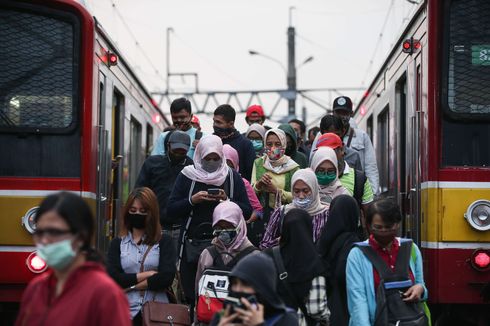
[366,115,373,141]
[0,5,80,132]
[129,117,142,190]
[146,124,153,158]
[443,0,490,120]
[377,106,390,193]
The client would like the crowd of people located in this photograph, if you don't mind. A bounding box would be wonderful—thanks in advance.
[16,97,431,326]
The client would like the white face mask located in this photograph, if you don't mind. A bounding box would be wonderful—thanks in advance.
[293,195,313,210]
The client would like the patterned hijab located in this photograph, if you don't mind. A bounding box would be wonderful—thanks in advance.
[263,129,298,174]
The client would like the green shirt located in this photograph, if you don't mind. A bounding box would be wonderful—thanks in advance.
[339,164,374,205]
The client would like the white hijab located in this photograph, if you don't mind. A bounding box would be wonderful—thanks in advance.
[181,135,229,186]
[284,168,327,216]
[263,129,298,174]
[310,147,346,201]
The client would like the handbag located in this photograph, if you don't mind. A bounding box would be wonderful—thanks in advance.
[139,243,191,326]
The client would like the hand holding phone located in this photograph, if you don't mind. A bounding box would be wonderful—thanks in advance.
[207,188,221,196]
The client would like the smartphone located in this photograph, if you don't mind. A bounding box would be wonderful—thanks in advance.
[224,294,258,312]
[207,188,221,196]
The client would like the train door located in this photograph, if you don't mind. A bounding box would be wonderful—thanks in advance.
[397,57,422,244]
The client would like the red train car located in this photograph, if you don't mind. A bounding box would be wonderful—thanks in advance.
[0,0,169,313]
[355,0,490,323]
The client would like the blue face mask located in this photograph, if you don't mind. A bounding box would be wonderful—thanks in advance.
[36,239,76,271]
[293,195,313,210]
[215,229,238,246]
[251,140,264,151]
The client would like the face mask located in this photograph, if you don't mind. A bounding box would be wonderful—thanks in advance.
[251,140,264,151]
[201,159,222,173]
[214,126,234,137]
[266,147,284,161]
[216,229,238,246]
[371,229,398,247]
[293,195,313,210]
[128,213,146,229]
[168,150,186,164]
[316,171,337,186]
[173,119,191,131]
[36,239,76,270]
[340,116,350,129]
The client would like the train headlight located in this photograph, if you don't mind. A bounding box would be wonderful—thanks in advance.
[469,249,490,272]
[21,206,39,234]
[26,251,47,273]
[464,200,490,231]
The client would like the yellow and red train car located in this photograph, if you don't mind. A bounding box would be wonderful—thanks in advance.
[355,0,490,323]
[0,0,169,313]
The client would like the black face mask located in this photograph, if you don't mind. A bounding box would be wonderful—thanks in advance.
[128,213,146,229]
[371,229,397,247]
[214,126,235,137]
[168,150,186,164]
[173,119,191,131]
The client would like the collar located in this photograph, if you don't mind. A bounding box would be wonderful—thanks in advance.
[121,232,146,245]
[343,162,351,175]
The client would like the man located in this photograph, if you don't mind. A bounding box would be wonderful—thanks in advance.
[245,104,266,126]
[136,130,193,249]
[288,118,308,155]
[315,132,374,212]
[214,104,256,181]
[151,97,202,159]
[278,123,308,168]
[318,115,362,171]
[332,96,379,195]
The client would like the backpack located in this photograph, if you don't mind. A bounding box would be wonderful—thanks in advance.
[196,245,257,323]
[353,169,366,208]
[356,240,428,326]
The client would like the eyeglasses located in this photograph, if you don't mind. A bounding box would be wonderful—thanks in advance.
[33,228,72,239]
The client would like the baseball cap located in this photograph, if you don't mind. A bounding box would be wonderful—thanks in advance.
[317,133,343,150]
[332,96,353,112]
[168,130,191,151]
[191,115,200,125]
[246,105,265,118]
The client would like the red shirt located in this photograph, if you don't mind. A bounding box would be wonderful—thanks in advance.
[368,235,414,291]
[15,261,131,326]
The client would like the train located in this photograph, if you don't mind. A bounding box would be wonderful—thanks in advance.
[0,0,170,313]
[354,0,490,323]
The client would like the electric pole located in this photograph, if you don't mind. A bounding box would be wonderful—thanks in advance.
[287,6,296,117]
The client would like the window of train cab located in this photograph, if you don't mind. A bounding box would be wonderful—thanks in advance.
[441,0,490,167]
[0,3,81,178]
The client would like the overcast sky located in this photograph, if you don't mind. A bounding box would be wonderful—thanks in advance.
[82,0,418,131]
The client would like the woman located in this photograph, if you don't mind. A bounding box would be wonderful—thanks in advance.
[346,198,428,326]
[278,123,308,169]
[317,195,360,326]
[16,192,131,326]
[223,144,263,221]
[212,253,299,326]
[195,201,257,323]
[107,187,176,325]
[267,209,329,326]
[246,123,266,158]
[260,168,328,250]
[310,147,350,204]
[167,135,252,305]
[250,128,299,246]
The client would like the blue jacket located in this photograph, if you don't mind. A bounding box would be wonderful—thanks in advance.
[345,238,428,326]
[218,131,256,181]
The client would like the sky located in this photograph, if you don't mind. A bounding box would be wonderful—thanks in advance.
[81,0,418,132]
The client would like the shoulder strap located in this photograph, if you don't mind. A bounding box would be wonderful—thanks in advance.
[353,169,366,206]
[140,244,155,273]
[271,247,312,322]
[229,246,258,267]
[346,128,354,148]
[278,205,287,235]
[357,245,393,279]
[394,240,412,277]
[207,245,227,269]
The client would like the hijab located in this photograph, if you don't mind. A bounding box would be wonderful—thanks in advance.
[212,201,250,251]
[181,135,229,186]
[223,144,240,172]
[284,168,327,216]
[279,208,325,298]
[246,123,266,140]
[310,147,346,202]
[317,195,360,258]
[263,129,298,174]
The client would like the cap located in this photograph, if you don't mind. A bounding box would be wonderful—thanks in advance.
[168,130,191,151]
[191,115,200,125]
[332,96,353,112]
[317,133,343,150]
[246,105,265,118]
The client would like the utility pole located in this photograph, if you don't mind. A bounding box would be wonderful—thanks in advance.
[287,6,296,117]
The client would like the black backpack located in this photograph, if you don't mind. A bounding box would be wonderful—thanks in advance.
[356,240,428,326]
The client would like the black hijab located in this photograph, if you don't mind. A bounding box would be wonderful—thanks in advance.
[317,194,360,258]
[280,208,325,287]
